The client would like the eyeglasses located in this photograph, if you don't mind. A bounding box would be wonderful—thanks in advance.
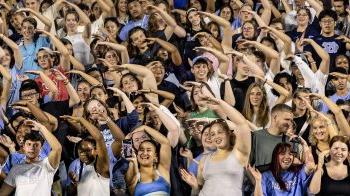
[21,92,38,100]
[321,19,334,24]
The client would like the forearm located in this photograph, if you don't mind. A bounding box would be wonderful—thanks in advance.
[79,118,104,140]
[30,10,52,30]
[65,81,80,107]
[306,0,323,15]
[266,80,290,97]
[39,73,58,95]
[73,71,100,85]
[202,12,230,28]
[223,80,235,106]
[253,180,263,196]
[106,118,125,141]
[48,34,70,57]
[206,0,215,13]
[120,94,135,113]
[152,89,175,102]
[155,108,179,146]
[218,99,247,125]
[260,0,272,25]
[309,169,323,194]
[69,56,85,71]
[144,126,170,145]
[40,125,62,151]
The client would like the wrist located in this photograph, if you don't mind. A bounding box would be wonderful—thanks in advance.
[63,79,69,85]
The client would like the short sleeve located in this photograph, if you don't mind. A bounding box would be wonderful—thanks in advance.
[4,166,17,187]
[261,172,268,196]
[43,157,58,173]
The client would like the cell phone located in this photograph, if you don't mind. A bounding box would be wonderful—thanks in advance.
[122,139,133,159]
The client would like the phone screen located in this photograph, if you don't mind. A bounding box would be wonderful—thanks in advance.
[122,139,133,158]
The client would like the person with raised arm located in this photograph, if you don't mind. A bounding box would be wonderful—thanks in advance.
[126,125,171,196]
[181,96,251,196]
[61,116,110,196]
[0,120,62,196]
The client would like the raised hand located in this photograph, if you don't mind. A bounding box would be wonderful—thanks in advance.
[179,147,194,160]
[317,150,329,168]
[0,134,16,151]
[247,165,262,182]
[140,102,158,111]
[180,169,198,188]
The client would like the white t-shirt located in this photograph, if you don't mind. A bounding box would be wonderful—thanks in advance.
[5,157,58,196]
[77,164,110,196]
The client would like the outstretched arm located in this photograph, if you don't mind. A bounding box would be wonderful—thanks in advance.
[17,8,52,31]
[0,34,22,68]
[27,120,62,169]
[0,65,11,108]
[148,38,182,66]
[96,42,129,64]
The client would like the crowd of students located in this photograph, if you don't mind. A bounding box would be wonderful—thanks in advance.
[0,0,349,195]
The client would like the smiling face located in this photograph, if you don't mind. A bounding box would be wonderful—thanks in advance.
[0,49,11,67]
[105,50,120,65]
[210,123,231,150]
[12,13,24,31]
[201,127,215,150]
[191,62,209,81]
[86,99,107,121]
[249,86,263,107]
[278,148,294,170]
[121,74,139,93]
[77,82,91,102]
[188,11,201,26]
[297,9,310,26]
[311,119,329,142]
[118,0,127,12]
[105,20,119,36]
[330,141,348,163]
[145,111,161,130]
[278,77,293,92]
[65,13,78,30]
[21,21,35,41]
[293,92,310,110]
[137,141,157,166]
[78,140,96,164]
[150,61,165,82]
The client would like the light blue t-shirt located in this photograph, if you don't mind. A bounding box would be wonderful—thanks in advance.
[261,166,313,196]
[118,15,149,41]
[19,36,50,79]
[321,90,350,113]
[3,141,51,174]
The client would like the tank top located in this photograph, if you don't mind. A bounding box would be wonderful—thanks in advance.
[319,164,350,196]
[200,151,244,196]
[134,170,171,196]
[65,33,92,66]
[77,164,110,196]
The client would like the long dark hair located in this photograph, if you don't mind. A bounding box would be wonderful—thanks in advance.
[269,143,302,191]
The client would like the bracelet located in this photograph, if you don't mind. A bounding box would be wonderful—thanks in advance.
[309,61,316,64]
